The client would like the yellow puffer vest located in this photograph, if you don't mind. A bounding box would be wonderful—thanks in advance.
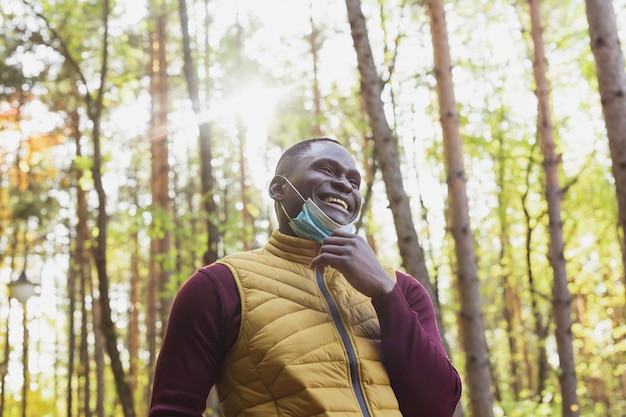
[215,230,401,417]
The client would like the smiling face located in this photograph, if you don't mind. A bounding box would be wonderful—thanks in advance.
[270,139,362,236]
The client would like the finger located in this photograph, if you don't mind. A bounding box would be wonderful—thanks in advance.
[329,228,350,235]
[320,236,349,247]
[324,229,357,242]
[309,255,326,271]
[321,233,361,248]
[311,253,352,274]
[318,243,352,258]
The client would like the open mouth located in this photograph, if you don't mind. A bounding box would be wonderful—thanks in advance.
[324,196,349,211]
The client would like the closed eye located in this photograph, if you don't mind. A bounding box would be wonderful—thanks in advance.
[319,166,335,175]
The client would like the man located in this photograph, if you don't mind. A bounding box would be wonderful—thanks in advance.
[149,138,462,417]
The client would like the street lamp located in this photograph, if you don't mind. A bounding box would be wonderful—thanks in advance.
[8,272,37,304]
[7,271,37,417]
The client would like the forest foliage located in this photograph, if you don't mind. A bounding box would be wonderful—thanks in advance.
[0,0,625,416]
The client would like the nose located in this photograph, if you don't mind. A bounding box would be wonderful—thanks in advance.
[331,175,353,192]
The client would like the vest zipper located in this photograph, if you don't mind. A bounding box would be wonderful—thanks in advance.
[316,270,371,417]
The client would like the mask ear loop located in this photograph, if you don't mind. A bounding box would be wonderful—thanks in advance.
[279,202,292,219]
[278,175,306,202]
[277,175,306,220]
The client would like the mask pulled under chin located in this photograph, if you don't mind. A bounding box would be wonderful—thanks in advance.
[278,175,355,243]
[287,198,355,243]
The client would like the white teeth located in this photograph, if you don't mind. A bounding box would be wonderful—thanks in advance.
[325,196,348,210]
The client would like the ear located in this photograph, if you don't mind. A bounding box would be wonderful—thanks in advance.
[268,175,286,202]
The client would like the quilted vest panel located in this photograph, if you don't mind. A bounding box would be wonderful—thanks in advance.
[216,241,401,417]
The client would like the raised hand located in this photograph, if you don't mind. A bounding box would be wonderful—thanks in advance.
[310,229,396,298]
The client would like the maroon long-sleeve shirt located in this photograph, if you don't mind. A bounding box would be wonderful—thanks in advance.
[149,263,461,417]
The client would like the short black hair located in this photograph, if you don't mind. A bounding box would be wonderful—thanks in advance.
[274,137,342,176]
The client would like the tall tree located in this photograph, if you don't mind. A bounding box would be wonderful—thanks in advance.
[494,110,524,398]
[72,110,94,417]
[344,4,465,412]
[528,0,579,415]
[67,115,80,417]
[344,0,442,330]
[584,0,626,299]
[179,1,223,414]
[233,18,253,251]
[426,0,494,415]
[147,6,172,393]
[33,1,135,415]
[520,143,552,398]
[308,0,323,136]
[179,0,220,265]
[20,0,136,414]
[128,165,142,413]
[87,1,136,415]
[238,122,253,250]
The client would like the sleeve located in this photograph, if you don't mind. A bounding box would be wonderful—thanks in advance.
[148,264,241,417]
[371,271,462,417]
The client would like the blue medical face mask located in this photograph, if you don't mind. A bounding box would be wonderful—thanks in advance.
[279,176,356,243]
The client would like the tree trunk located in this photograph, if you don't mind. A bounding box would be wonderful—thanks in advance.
[344,0,441,327]
[528,1,579,415]
[129,183,141,410]
[75,129,93,417]
[92,283,105,417]
[67,110,83,417]
[231,20,253,251]
[345,4,463,413]
[521,145,552,398]
[147,10,172,393]
[496,133,522,397]
[494,119,527,396]
[89,1,136,415]
[16,3,134,412]
[179,0,220,265]
[238,121,253,250]
[308,0,323,136]
[356,128,377,236]
[75,129,96,416]
[153,13,172,324]
[585,0,626,304]
[67,253,76,417]
[179,2,223,414]
[426,0,494,416]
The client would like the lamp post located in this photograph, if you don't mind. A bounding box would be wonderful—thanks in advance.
[7,271,37,417]
[0,304,11,417]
